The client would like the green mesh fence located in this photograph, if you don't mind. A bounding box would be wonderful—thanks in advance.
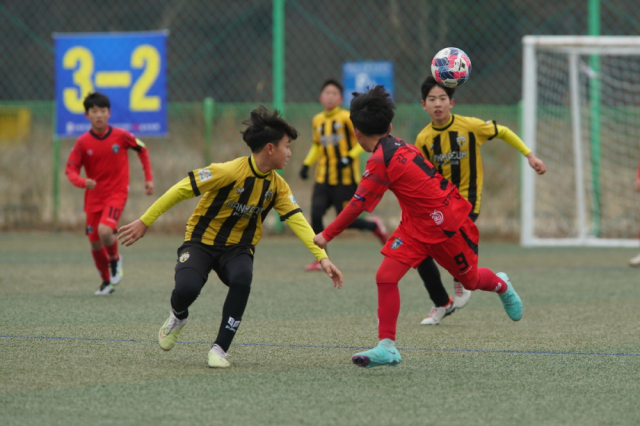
[1,0,638,238]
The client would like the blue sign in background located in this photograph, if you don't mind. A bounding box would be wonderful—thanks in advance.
[342,61,394,105]
[54,31,167,137]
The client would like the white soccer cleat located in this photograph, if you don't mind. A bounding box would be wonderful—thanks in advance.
[420,297,455,325]
[629,253,640,267]
[208,344,230,368]
[94,281,115,296]
[109,256,123,285]
[453,279,471,309]
[158,312,188,351]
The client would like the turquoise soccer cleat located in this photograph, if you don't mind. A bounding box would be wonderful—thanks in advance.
[496,272,523,321]
[352,338,402,368]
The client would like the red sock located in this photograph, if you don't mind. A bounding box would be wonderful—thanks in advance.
[475,267,507,293]
[91,248,111,283]
[377,283,400,341]
[105,239,119,262]
[375,256,410,341]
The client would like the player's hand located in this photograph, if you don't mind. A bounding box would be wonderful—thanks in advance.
[527,153,546,175]
[299,165,309,180]
[634,177,640,192]
[314,232,328,249]
[145,181,154,195]
[337,156,353,169]
[319,258,343,288]
[85,179,97,190]
[117,219,148,246]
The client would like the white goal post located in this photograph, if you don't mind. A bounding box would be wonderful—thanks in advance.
[521,36,640,247]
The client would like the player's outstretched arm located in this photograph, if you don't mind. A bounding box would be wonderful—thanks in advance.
[118,219,148,246]
[526,153,547,175]
[320,258,343,288]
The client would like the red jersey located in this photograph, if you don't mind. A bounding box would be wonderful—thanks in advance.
[65,126,153,212]
[323,135,472,244]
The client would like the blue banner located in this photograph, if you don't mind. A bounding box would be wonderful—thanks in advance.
[342,61,394,105]
[54,31,168,137]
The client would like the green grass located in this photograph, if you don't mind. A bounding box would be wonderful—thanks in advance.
[1,231,640,426]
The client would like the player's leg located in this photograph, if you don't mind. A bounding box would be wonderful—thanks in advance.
[352,230,427,368]
[431,218,522,321]
[209,252,254,368]
[416,257,455,325]
[334,184,388,244]
[310,183,331,234]
[99,198,125,285]
[306,183,332,271]
[351,255,409,368]
[451,212,478,307]
[159,243,211,351]
[86,212,112,295]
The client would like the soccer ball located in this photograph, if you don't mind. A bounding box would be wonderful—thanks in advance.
[430,47,472,88]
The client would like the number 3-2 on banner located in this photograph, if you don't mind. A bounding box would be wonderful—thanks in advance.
[62,45,161,113]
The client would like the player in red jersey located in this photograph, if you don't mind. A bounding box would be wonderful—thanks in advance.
[65,92,154,295]
[314,86,523,368]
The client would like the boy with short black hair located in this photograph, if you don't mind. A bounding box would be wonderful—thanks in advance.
[299,78,388,271]
[118,106,343,368]
[314,86,521,368]
[66,92,154,295]
[414,76,545,325]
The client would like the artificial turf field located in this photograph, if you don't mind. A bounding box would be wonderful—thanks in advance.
[1,231,640,426]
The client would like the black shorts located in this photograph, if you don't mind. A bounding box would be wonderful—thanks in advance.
[312,182,358,213]
[175,241,254,286]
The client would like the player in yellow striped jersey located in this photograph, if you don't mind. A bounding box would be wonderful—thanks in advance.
[299,79,388,271]
[415,76,546,325]
[117,106,343,368]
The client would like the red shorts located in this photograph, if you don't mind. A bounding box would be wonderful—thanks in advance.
[380,217,479,284]
[85,196,127,242]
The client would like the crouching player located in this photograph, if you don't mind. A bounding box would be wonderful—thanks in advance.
[314,86,522,368]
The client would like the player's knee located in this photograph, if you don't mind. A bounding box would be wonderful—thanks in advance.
[225,257,253,294]
[89,240,103,251]
[376,268,399,285]
[228,270,252,295]
[174,267,205,301]
[458,273,479,291]
[97,224,115,243]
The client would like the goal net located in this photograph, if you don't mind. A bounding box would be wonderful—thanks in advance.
[521,36,640,247]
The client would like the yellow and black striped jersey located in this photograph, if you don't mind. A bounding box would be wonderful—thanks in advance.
[181,156,301,246]
[140,155,328,260]
[414,114,498,214]
[309,107,361,186]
